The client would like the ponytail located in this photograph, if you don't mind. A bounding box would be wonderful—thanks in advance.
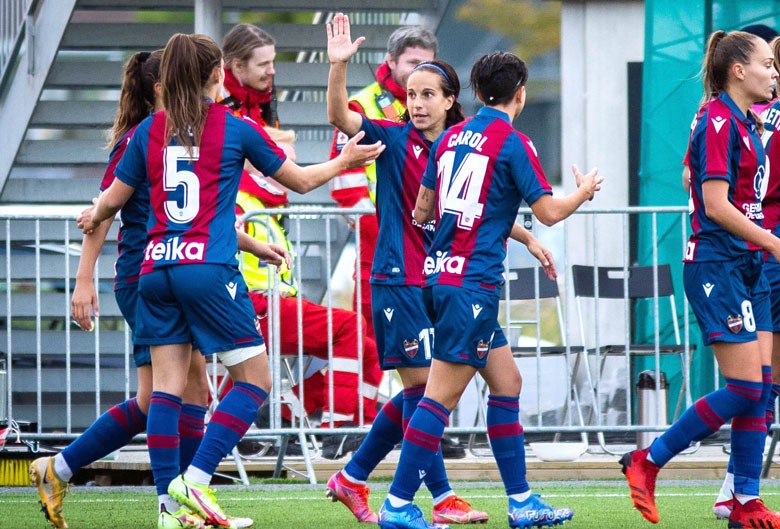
[161,33,222,156]
[701,30,759,104]
[108,50,162,148]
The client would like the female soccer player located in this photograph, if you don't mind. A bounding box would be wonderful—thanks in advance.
[621,30,780,527]
[327,17,578,529]
[711,35,780,522]
[31,50,214,529]
[77,33,384,529]
[324,14,489,525]
[377,50,600,529]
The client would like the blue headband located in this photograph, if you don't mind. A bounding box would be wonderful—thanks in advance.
[413,63,452,87]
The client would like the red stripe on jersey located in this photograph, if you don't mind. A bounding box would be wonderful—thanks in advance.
[141,112,169,275]
[191,104,228,257]
[704,100,731,177]
[101,125,138,191]
[446,119,510,288]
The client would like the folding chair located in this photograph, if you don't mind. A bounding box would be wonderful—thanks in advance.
[468,267,588,455]
[571,264,694,453]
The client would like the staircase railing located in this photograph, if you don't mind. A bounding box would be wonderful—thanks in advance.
[0,0,35,92]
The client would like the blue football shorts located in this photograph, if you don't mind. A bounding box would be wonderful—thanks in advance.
[135,263,264,356]
[114,284,151,368]
[684,252,770,346]
[423,283,500,368]
[371,284,434,370]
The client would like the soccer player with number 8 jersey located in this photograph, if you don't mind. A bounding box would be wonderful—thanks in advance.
[377,51,601,529]
[621,30,780,528]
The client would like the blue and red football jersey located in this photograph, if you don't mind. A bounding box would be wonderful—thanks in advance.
[421,106,552,290]
[101,126,148,290]
[761,99,780,263]
[359,116,434,286]
[115,103,286,274]
[685,92,767,262]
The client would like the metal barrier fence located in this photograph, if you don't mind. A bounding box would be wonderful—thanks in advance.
[1,204,708,462]
[0,0,33,90]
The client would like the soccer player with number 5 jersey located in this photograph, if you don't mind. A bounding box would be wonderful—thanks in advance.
[77,32,384,529]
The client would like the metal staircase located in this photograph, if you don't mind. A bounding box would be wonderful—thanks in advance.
[0,0,449,205]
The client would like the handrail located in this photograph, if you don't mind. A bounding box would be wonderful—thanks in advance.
[0,0,35,92]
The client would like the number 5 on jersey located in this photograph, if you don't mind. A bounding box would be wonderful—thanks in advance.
[164,146,201,224]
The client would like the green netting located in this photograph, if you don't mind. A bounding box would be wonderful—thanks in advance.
[638,1,780,407]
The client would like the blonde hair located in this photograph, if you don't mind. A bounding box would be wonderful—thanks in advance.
[263,127,295,144]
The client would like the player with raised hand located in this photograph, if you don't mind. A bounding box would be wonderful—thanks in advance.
[324,13,488,525]
[326,16,563,529]
[77,32,383,529]
[377,50,600,529]
[622,30,780,527]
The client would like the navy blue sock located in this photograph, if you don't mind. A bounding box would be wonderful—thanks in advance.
[388,397,450,502]
[61,397,146,474]
[147,392,182,496]
[766,383,780,435]
[401,385,451,499]
[190,382,266,476]
[345,391,404,481]
[487,394,529,495]
[178,404,206,473]
[650,378,762,467]
[732,367,771,496]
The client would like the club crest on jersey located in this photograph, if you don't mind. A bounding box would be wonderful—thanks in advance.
[476,340,490,359]
[145,237,205,262]
[711,116,726,133]
[727,315,743,334]
[754,162,768,202]
[423,250,465,275]
[403,339,419,359]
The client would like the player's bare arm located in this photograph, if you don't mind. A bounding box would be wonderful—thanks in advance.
[703,179,780,261]
[326,13,365,137]
[414,185,436,224]
[272,131,384,194]
[531,164,602,226]
[509,223,557,280]
[77,179,135,233]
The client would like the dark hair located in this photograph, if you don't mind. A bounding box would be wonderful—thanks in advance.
[386,25,437,60]
[403,60,464,128]
[740,24,778,43]
[222,23,275,69]
[108,50,162,148]
[470,51,528,107]
[702,30,760,103]
[161,33,222,155]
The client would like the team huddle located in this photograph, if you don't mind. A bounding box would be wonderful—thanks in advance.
[48,11,780,529]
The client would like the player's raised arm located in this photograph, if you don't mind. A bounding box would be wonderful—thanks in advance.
[326,13,365,137]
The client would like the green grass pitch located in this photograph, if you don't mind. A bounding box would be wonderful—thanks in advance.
[8,480,780,528]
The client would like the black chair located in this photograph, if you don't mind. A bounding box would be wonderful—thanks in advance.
[468,267,588,455]
[571,264,694,452]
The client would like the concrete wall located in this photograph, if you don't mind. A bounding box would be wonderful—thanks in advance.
[561,0,645,349]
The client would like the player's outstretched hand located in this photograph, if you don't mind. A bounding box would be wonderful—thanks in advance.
[71,279,97,332]
[526,238,558,281]
[327,13,365,64]
[340,130,385,169]
[77,198,99,234]
[573,164,603,201]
